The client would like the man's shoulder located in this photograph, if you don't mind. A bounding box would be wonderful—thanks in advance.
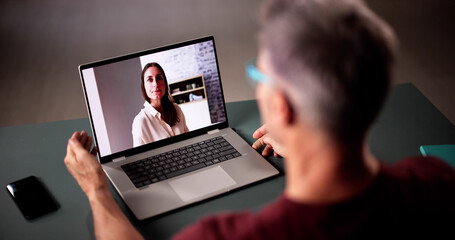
[173,211,259,240]
[173,196,291,240]
[386,156,455,181]
[378,156,455,237]
[381,156,455,210]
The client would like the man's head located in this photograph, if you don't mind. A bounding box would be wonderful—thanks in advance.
[256,0,397,144]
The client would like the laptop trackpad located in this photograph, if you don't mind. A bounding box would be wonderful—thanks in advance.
[169,166,236,202]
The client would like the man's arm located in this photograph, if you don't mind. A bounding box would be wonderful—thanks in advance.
[64,131,144,240]
[86,187,143,240]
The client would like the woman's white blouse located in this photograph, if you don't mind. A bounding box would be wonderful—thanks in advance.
[132,102,189,147]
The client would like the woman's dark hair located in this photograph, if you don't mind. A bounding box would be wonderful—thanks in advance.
[141,62,179,126]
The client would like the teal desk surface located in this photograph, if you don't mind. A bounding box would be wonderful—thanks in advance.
[1,83,455,239]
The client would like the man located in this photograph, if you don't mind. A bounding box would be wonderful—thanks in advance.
[65,0,455,239]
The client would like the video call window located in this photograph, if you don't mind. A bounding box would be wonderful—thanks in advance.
[82,40,226,157]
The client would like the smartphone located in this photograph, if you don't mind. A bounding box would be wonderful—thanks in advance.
[6,176,59,220]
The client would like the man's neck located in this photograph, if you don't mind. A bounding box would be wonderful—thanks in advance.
[284,134,380,204]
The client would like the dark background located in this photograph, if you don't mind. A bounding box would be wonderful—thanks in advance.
[1,0,454,127]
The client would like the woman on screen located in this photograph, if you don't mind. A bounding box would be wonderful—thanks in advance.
[132,62,189,147]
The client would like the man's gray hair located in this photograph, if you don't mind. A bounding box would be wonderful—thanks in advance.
[259,0,397,142]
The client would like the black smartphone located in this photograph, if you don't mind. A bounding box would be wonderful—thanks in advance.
[6,176,59,220]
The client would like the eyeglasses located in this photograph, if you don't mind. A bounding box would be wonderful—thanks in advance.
[245,58,274,87]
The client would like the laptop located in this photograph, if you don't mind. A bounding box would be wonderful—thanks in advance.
[78,36,279,220]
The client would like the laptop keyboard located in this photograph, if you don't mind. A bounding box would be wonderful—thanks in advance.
[121,136,241,188]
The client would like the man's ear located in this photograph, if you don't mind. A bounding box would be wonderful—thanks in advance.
[273,90,295,126]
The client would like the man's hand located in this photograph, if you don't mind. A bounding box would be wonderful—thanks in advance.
[64,131,108,198]
[252,124,286,158]
[64,131,144,240]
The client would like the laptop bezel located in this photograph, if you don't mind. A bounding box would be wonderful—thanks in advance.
[78,36,229,164]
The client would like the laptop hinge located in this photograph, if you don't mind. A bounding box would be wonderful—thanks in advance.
[207,129,220,134]
[112,156,126,163]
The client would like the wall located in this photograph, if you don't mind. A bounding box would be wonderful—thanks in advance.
[1,0,454,127]
[139,40,226,124]
[93,58,143,154]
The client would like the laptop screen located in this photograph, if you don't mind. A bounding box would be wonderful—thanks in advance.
[80,37,227,158]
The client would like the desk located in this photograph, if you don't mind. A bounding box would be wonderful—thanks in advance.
[1,83,454,239]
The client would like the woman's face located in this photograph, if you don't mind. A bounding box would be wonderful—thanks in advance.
[144,66,166,101]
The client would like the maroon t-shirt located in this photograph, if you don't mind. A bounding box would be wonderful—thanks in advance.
[173,157,455,239]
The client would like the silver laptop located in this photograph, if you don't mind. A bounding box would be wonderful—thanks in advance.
[78,36,279,220]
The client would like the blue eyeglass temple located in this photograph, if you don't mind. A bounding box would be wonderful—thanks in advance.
[246,59,272,84]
